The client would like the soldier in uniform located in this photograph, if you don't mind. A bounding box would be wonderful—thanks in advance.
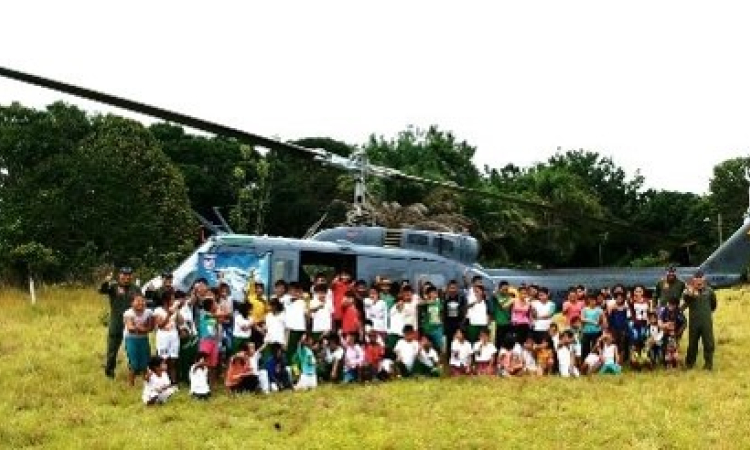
[654,266,686,309]
[99,267,141,378]
[682,271,717,371]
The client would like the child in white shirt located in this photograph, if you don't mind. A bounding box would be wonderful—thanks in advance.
[449,329,473,376]
[414,335,441,377]
[232,303,253,355]
[473,328,497,375]
[394,325,420,377]
[557,330,579,378]
[309,285,333,340]
[143,357,177,405]
[189,352,211,400]
[364,287,388,336]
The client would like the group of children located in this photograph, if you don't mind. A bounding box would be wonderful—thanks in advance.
[121,271,690,405]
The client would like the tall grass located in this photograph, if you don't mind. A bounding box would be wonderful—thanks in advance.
[1,286,748,449]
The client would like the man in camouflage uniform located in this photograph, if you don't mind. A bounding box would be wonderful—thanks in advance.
[99,267,141,378]
[682,272,717,371]
[654,266,686,309]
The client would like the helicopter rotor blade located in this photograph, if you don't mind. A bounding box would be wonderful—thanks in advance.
[0,66,681,244]
[0,65,322,160]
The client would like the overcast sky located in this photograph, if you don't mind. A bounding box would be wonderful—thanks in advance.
[2,1,750,194]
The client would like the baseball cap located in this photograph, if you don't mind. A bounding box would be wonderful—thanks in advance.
[119,266,133,275]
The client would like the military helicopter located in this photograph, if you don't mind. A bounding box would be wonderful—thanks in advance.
[2,66,750,303]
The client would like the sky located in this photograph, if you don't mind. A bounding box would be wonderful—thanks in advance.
[2,1,750,194]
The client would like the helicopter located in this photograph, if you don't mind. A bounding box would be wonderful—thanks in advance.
[2,65,750,303]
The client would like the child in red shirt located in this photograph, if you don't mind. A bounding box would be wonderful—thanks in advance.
[341,291,361,337]
[331,270,354,331]
[362,328,389,381]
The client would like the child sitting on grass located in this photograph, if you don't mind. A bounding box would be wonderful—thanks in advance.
[630,341,652,372]
[473,328,497,375]
[535,339,555,375]
[295,334,318,390]
[520,337,541,376]
[414,335,441,377]
[394,325,420,378]
[225,343,259,394]
[664,334,680,369]
[343,333,364,383]
[599,334,622,374]
[189,352,211,400]
[449,329,473,376]
[142,357,177,405]
[581,345,602,375]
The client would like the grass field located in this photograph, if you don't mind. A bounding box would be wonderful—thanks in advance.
[1,287,748,449]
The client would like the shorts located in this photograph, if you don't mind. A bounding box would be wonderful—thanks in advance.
[156,331,180,359]
[296,373,318,390]
[125,336,150,373]
[199,339,219,367]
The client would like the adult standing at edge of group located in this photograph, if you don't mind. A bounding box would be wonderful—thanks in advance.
[654,266,686,310]
[99,267,141,379]
[682,272,717,371]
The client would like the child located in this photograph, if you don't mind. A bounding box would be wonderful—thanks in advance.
[123,294,154,386]
[265,343,293,391]
[414,335,441,377]
[419,286,444,354]
[364,286,388,340]
[664,334,680,369]
[309,284,333,342]
[320,335,344,382]
[581,294,606,360]
[535,339,554,375]
[264,298,287,347]
[153,291,181,383]
[581,346,602,375]
[557,330,579,378]
[343,332,364,383]
[198,297,221,383]
[570,316,584,366]
[362,328,389,381]
[387,298,407,354]
[232,302,253,355]
[631,285,650,343]
[189,352,211,400]
[646,311,664,365]
[295,334,318,390]
[142,357,177,405]
[608,291,631,365]
[548,323,560,353]
[599,334,622,374]
[466,285,490,344]
[341,291,362,338]
[449,329,474,376]
[630,341,652,372]
[473,328,497,375]
[520,337,541,376]
[394,325,420,377]
[225,343,259,394]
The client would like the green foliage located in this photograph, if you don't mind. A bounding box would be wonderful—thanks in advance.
[0,104,195,282]
[709,157,750,229]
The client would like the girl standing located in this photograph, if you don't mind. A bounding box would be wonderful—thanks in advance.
[510,287,532,345]
[580,294,606,360]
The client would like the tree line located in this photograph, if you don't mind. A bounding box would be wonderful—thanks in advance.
[0,101,746,283]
